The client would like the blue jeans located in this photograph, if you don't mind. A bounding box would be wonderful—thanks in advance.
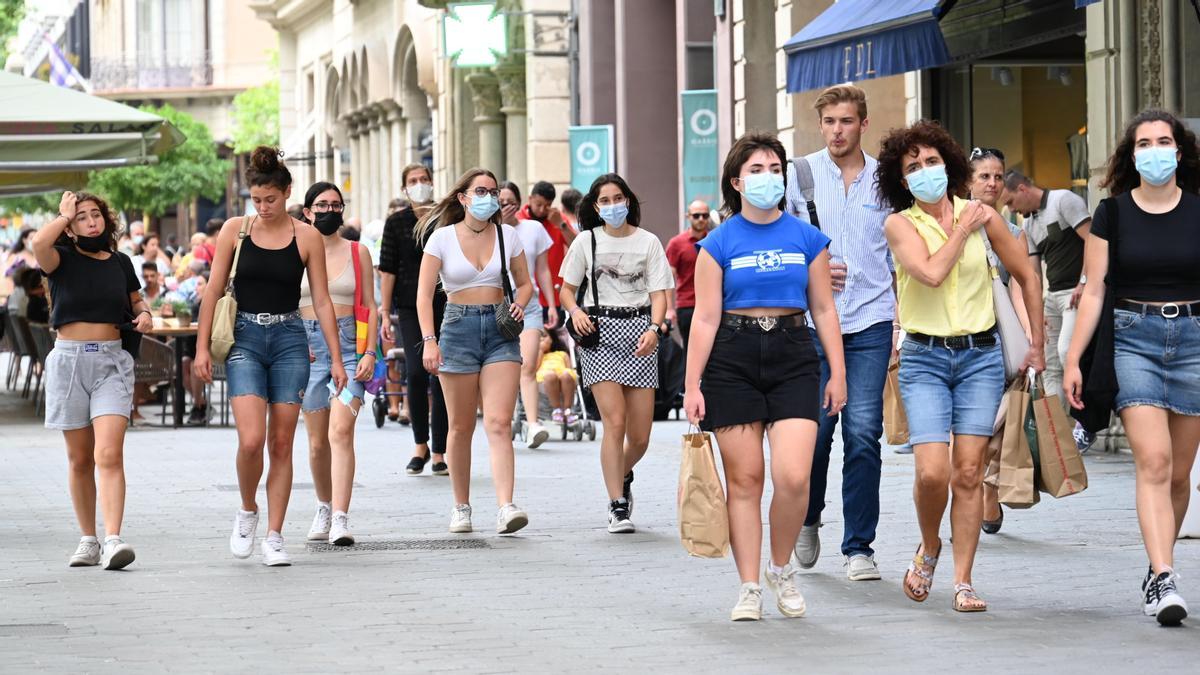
[805,321,891,557]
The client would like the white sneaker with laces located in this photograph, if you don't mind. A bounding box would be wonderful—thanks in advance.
[261,535,292,567]
[730,582,763,621]
[497,503,529,534]
[230,509,259,559]
[307,503,332,541]
[330,512,355,546]
[765,563,807,618]
[449,504,473,533]
[69,538,100,567]
[846,554,882,581]
[526,423,550,449]
[101,537,136,571]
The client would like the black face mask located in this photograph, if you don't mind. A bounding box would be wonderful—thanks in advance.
[313,211,343,236]
[75,234,109,253]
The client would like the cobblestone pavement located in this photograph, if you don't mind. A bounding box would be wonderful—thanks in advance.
[0,389,1196,673]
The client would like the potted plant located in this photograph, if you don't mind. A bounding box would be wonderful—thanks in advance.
[171,300,192,324]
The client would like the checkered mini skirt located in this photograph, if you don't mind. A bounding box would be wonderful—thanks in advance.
[579,313,659,389]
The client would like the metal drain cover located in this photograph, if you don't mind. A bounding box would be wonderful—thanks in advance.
[307,539,491,552]
[0,623,68,637]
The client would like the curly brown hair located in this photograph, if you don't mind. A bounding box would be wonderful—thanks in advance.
[1101,109,1200,196]
[875,120,970,212]
[56,191,121,251]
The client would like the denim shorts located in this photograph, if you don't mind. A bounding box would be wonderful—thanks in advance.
[44,339,134,430]
[522,298,544,332]
[303,315,366,412]
[438,303,522,374]
[226,313,310,404]
[898,336,1005,444]
[1113,309,1200,415]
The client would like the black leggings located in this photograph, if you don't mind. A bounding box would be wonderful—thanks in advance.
[396,307,448,455]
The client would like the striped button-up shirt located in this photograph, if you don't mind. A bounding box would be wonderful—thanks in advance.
[786,148,895,335]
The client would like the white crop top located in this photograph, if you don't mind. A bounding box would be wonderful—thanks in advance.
[424,224,524,294]
[299,250,358,307]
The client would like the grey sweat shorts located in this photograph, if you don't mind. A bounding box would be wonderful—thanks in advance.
[44,339,135,431]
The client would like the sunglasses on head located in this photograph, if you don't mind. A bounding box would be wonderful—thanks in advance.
[969,147,1006,162]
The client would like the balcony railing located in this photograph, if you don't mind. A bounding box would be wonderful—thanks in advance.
[91,53,214,92]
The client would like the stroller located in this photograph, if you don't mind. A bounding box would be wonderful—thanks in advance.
[368,336,407,429]
[512,324,597,443]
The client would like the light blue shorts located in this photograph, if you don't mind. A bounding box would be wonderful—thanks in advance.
[522,298,544,332]
[438,303,521,375]
[226,315,310,405]
[303,316,366,412]
[897,336,1005,444]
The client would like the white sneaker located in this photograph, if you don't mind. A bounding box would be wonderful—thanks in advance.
[307,503,332,541]
[69,538,100,567]
[449,504,473,533]
[526,423,550,449]
[330,512,355,546]
[230,509,259,559]
[846,554,882,581]
[765,563,807,618]
[261,535,292,567]
[730,582,763,621]
[497,503,529,534]
[607,500,635,534]
[101,537,136,571]
[794,523,821,569]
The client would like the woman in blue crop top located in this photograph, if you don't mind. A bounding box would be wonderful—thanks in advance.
[683,132,847,622]
[33,190,154,571]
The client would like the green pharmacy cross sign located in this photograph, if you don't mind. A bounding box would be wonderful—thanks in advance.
[443,2,509,69]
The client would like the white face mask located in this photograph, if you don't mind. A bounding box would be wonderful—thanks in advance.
[406,183,433,204]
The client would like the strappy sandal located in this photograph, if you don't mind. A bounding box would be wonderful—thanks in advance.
[953,583,988,612]
[903,540,940,603]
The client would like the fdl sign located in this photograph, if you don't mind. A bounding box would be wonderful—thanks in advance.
[842,40,878,82]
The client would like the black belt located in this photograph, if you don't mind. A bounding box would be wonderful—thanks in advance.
[720,311,806,332]
[589,306,650,318]
[1116,299,1200,318]
[906,328,997,350]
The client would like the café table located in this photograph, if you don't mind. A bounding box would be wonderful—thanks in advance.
[147,318,198,428]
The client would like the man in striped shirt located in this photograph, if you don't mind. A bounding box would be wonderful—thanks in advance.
[786,85,895,582]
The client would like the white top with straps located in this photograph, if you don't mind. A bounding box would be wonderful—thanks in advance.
[424,224,523,294]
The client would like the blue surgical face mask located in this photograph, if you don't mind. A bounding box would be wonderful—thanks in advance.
[467,194,499,221]
[905,164,949,203]
[599,203,629,227]
[1134,146,1179,186]
[740,172,785,210]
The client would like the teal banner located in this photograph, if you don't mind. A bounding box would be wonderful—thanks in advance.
[681,90,719,210]
[568,125,614,193]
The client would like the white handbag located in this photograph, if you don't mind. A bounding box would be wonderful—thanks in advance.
[979,229,1030,380]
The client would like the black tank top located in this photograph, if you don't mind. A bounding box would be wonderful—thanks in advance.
[234,220,305,314]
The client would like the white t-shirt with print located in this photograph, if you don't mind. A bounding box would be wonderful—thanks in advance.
[560,227,675,308]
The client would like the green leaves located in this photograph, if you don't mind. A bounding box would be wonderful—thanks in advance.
[231,80,280,154]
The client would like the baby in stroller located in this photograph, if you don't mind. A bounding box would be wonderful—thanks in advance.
[537,328,579,428]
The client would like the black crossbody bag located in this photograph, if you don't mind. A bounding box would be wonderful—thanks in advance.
[116,253,143,358]
[566,231,601,349]
[1071,197,1120,434]
[495,224,524,341]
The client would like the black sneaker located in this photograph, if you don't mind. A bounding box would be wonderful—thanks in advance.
[431,461,449,476]
[406,455,429,475]
[608,499,634,534]
[186,405,208,426]
[623,471,634,517]
[1145,570,1189,626]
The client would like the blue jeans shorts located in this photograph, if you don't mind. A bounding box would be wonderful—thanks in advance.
[522,298,544,332]
[1113,308,1200,415]
[898,335,1005,444]
[226,313,310,405]
[438,303,522,374]
[303,315,366,412]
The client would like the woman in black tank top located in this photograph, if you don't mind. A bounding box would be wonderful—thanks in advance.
[193,146,349,567]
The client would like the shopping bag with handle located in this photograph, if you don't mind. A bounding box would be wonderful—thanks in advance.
[883,357,909,445]
[678,428,729,558]
[998,374,1040,508]
[1032,375,1088,498]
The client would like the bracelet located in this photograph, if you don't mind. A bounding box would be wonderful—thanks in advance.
[422,335,437,342]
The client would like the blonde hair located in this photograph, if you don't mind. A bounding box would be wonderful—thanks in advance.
[812,84,867,121]
[414,168,500,243]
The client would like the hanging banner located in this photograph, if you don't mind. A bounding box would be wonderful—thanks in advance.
[681,90,719,210]
[568,125,614,193]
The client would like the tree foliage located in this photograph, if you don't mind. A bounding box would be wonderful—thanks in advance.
[87,104,231,217]
[0,0,25,64]
[231,79,280,154]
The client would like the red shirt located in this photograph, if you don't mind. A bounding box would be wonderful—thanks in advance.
[665,229,706,309]
[519,204,574,307]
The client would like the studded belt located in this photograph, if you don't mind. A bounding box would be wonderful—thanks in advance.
[720,312,806,332]
[237,310,301,326]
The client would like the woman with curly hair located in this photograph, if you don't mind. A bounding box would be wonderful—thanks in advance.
[877,120,1044,612]
[32,191,154,570]
[1064,110,1200,625]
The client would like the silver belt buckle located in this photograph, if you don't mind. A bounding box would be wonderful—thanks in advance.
[1161,303,1181,319]
[255,312,273,325]
[756,316,778,332]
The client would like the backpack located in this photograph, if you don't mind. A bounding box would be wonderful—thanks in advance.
[790,157,820,229]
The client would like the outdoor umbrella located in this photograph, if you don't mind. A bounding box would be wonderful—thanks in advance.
[0,70,185,196]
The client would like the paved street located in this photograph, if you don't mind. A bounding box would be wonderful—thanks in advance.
[1,386,1196,673]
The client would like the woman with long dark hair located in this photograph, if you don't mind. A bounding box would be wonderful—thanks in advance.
[1064,109,1200,625]
[33,191,153,569]
[380,163,450,476]
[298,181,378,546]
[194,147,348,566]
[877,121,1044,613]
[559,173,674,534]
[416,168,534,534]
[684,133,845,620]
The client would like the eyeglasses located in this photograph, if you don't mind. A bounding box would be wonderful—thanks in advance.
[311,202,345,213]
[467,187,501,199]
[969,147,1006,162]
[688,213,710,220]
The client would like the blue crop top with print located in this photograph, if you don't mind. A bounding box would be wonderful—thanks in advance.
[699,211,831,311]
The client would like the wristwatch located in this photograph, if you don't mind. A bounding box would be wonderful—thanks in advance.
[1078,275,1088,285]
[648,322,661,334]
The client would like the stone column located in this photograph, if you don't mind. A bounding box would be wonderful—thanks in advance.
[494,61,527,188]
[381,100,403,199]
[346,113,366,218]
[466,70,505,176]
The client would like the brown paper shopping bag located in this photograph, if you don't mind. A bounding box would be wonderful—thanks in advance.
[998,377,1039,508]
[883,358,909,445]
[678,430,729,558]
[1032,377,1089,498]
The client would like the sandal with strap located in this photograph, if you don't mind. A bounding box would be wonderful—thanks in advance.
[903,540,940,603]
[953,583,988,612]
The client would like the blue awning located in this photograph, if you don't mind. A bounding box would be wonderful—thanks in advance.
[784,0,952,93]
[1074,0,1100,7]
